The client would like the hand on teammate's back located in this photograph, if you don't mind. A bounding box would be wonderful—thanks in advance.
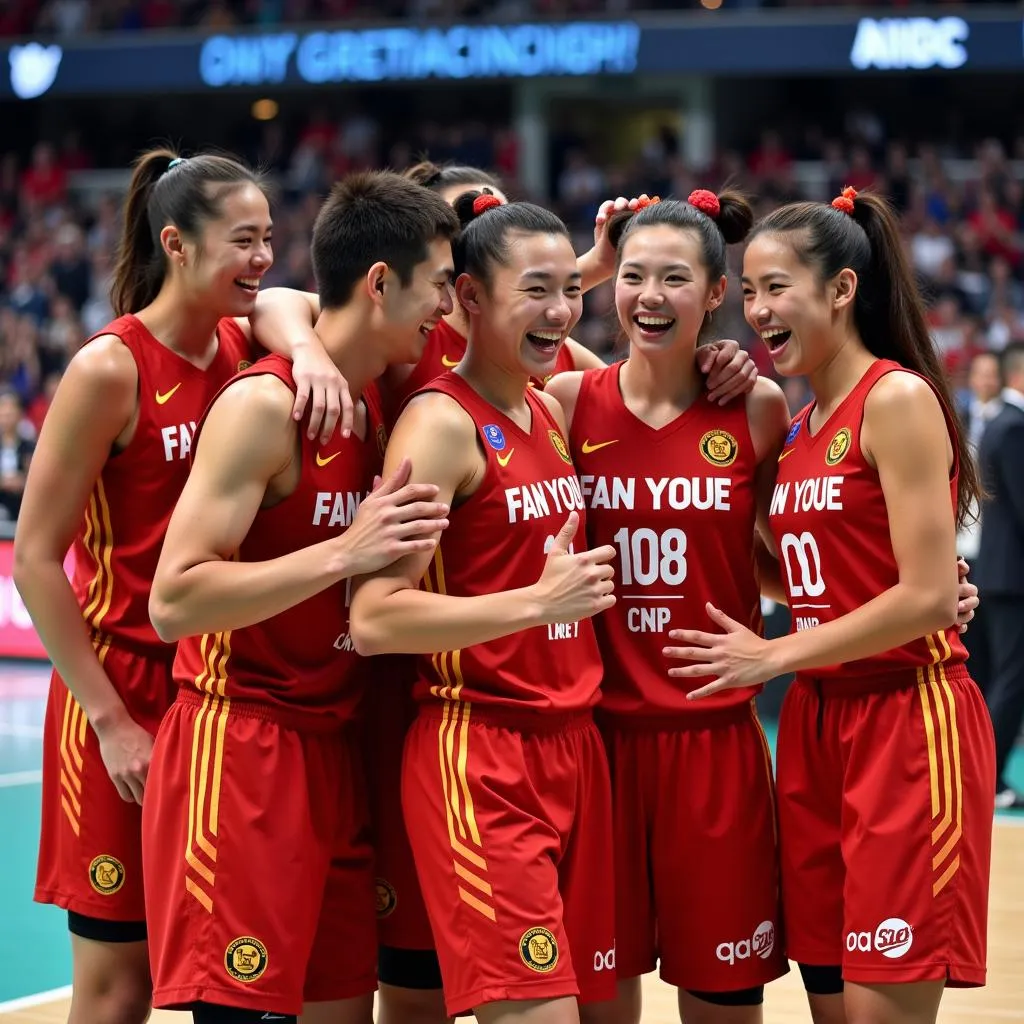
[532,512,616,624]
[341,457,450,576]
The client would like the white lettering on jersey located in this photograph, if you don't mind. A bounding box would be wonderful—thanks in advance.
[580,474,635,510]
[313,491,364,527]
[506,476,584,524]
[791,476,845,513]
[161,422,196,462]
[645,476,731,511]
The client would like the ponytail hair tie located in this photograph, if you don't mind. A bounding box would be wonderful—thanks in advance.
[688,189,721,219]
[472,194,503,215]
[166,157,185,171]
[832,186,857,215]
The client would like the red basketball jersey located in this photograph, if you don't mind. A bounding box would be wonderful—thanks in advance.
[387,320,576,427]
[768,358,967,681]
[413,374,602,713]
[173,355,385,724]
[570,363,762,716]
[70,314,251,656]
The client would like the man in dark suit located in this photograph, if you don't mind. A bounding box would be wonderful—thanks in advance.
[976,341,1024,810]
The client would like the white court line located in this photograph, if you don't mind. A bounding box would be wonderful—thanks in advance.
[0,722,44,738]
[0,985,72,1012]
[0,769,42,788]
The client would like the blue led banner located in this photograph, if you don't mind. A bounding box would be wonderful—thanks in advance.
[1,13,1021,100]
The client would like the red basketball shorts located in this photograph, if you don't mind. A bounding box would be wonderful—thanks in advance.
[35,640,176,922]
[601,701,787,993]
[143,690,377,1016]
[362,661,435,951]
[776,664,994,987]
[402,704,615,1017]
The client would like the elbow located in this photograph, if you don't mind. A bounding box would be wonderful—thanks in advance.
[148,590,187,644]
[349,605,390,657]
[918,588,959,636]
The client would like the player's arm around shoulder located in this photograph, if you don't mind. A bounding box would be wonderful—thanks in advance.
[541,371,585,434]
[149,374,302,640]
[861,368,959,628]
[564,339,605,371]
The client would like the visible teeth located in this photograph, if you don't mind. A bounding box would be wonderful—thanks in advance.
[529,331,562,342]
[760,327,789,340]
[636,315,673,326]
[237,278,260,288]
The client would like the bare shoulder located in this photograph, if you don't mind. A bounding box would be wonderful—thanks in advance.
[67,333,139,394]
[745,376,790,462]
[205,371,296,432]
[534,386,571,436]
[745,375,788,417]
[865,368,946,418]
[393,390,478,450]
[542,369,584,408]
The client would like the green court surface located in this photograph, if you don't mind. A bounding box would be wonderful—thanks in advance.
[2,662,1022,1008]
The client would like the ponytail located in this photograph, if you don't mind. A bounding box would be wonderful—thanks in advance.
[110,147,269,317]
[752,190,981,528]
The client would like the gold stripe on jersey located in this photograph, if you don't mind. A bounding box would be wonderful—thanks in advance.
[59,690,83,836]
[56,639,111,837]
[185,631,232,913]
[81,480,115,633]
[917,660,963,898]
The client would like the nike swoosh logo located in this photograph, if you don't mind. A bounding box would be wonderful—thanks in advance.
[155,383,182,405]
[316,451,341,467]
[441,354,460,368]
[778,448,795,462]
[496,448,515,467]
[581,439,618,454]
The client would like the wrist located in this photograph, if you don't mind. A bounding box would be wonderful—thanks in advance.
[90,700,131,738]
[515,585,548,629]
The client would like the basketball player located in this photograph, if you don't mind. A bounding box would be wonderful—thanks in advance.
[247,174,759,1024]
[545,191,791,1024]
[13,148,350,1024]
[667,188,995,1024]
[348,198,618,1024]
[142,171,458,1024]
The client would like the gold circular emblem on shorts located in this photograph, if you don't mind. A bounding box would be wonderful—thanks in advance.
[699,429,738,467]
[549,430,572,465]
[519,926,558,973]
[375,878,398,918]
[88,855,125,895]
[225,936,268,983]
[237,360,252,372]
[825,427,852,466]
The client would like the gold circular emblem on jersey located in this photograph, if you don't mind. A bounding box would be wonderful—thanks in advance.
[375,878,398,918]
[699,429,738,467]
[825,427,851,466]
[376,423,388,459]
[88,854,125,895]
[237,359,252,372]
[519,927,558,973]
[225,936,268,983]
[549,430,572,465]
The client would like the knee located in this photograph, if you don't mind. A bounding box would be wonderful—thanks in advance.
[69,980,151,1024]
[377,985,449,1024]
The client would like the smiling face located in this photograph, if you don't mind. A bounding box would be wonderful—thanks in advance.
[381,235,455,364]
[176,183,274,316]
[615,223,724,358]
[461,229,582,378]
[741,231,855,377]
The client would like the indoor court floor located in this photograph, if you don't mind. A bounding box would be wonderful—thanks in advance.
[2,661,1022,1023]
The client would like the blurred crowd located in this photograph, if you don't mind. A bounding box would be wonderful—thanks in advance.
[0,0,1019,37]
[0,108,1022,523]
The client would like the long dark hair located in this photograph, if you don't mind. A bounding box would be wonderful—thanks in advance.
[751,191,980,527]
[110,147,268,316]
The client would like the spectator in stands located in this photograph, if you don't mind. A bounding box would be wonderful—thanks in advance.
[976,342,1024,810]
[0,388,34,522]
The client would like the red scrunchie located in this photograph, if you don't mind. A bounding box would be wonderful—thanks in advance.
[688,189,721,219]
[832,186,857,215]
[473,194,503,215]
